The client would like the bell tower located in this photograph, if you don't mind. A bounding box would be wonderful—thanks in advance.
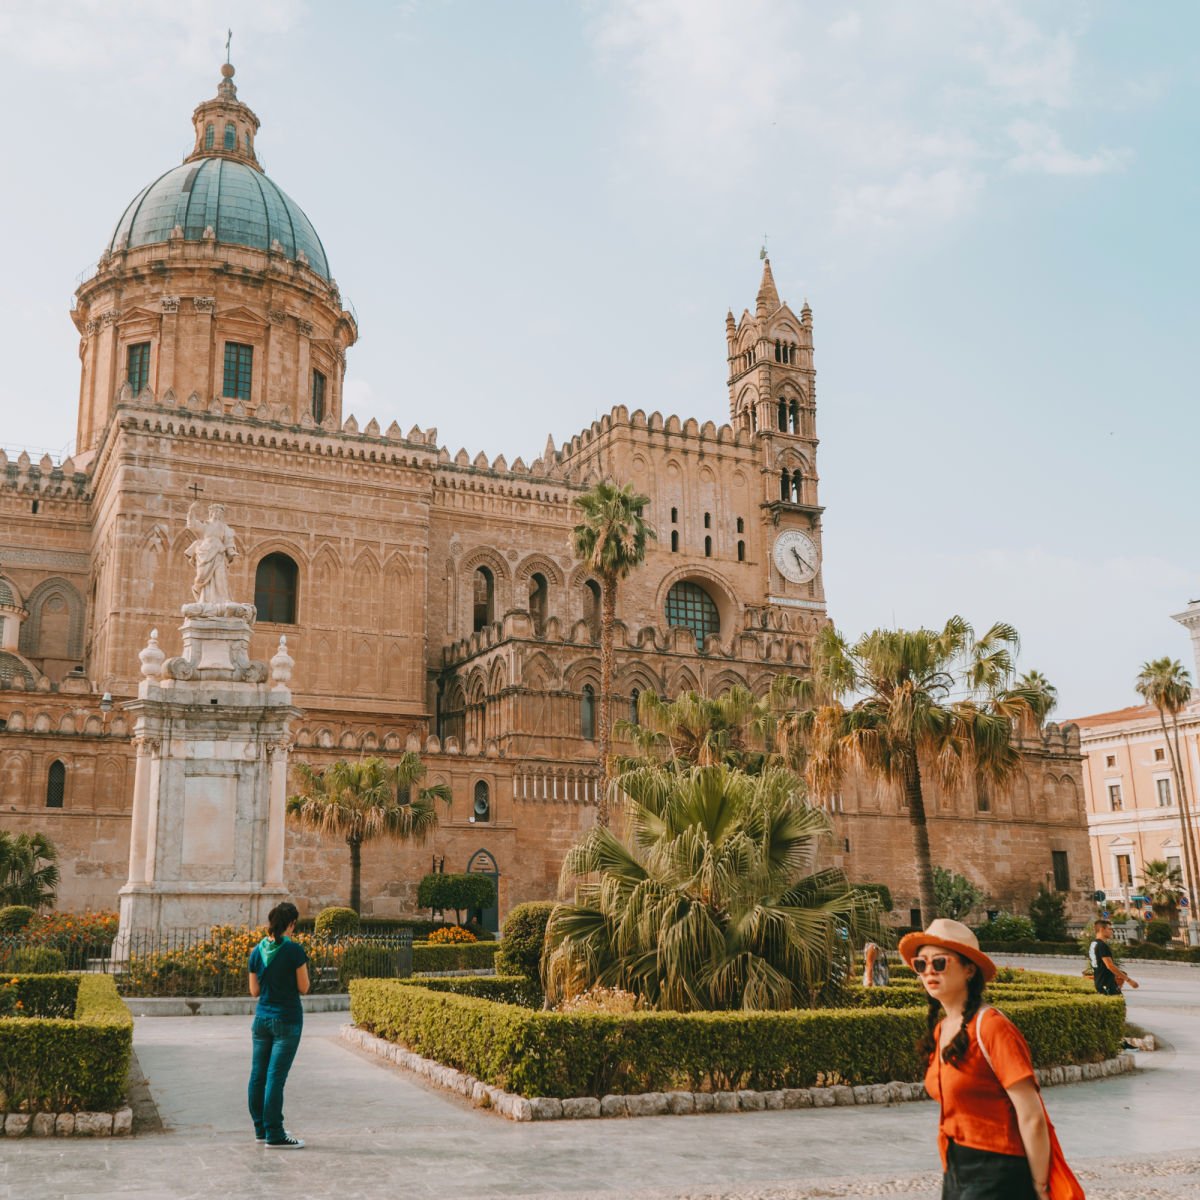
[726,257,826,618]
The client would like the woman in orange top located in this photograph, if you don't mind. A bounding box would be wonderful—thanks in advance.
[899,919,1051,1200]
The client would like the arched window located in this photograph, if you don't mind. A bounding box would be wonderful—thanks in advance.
[670,530,679,553]
[473,780,491,823]
[254,554,299,624]
[670,507,678,523]
[703,512,711,529]
[583,579,601,639]
[224,122,236,149]
[204,123,214,149]
[472,567,495,632]
[581,685,596,740]
[529,573,548,637]
[630,688,640,725]
[774,339,782,362]
[704,536,712,557]
[780,468,791,502]
[736,517,744,533]
[665,581,720,649]
[792,471,803,503]
[245,132,252,154]
[311,370,326,423]
[737,541,745,562]
[790,399,800,434]
[46,760,66,808]
[789,344,797,365]
[777,399,788,431]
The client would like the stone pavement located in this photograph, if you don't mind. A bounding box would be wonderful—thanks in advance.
[1,956,1197,1200]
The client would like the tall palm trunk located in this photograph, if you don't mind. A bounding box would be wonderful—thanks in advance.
[1167,711,1200,926]
[598,573,617,825]
[903,750,937,926]
[348,835,362,913]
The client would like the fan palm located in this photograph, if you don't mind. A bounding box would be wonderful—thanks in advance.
[1135,658,1199,930]
[774,618,1039,928]
[544,761,879,1011]
[1015,669,1058,729]
[0,831,60,909]
[572,480,655,820]
[287,754,450,912]
[614,685,774,772]
[1139,859,1184,921]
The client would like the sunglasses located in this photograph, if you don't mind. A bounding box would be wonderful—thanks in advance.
[912,955,952,974]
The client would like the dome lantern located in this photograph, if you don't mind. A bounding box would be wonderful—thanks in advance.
[187,60,262,170]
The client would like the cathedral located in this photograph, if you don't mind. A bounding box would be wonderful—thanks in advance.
[0,64,1093,929]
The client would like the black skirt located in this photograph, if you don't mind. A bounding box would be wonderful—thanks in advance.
[942,1139,1037,1200]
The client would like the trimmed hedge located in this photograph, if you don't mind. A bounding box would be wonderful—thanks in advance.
[0,905,36,933]
[403,974,541,1007]
[0,974,133,1112]
[350,979,1124,1099]
[296,916,489,939]
[314,907,361,937]
[494,902,553,980]
[411,940,501,972]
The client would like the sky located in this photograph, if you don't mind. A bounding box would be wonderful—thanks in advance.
[0,1,1195,718]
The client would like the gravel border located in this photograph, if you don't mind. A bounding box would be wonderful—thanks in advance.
[340,1024,1137,1122]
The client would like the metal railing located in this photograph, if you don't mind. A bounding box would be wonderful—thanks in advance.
[0,929,412,997]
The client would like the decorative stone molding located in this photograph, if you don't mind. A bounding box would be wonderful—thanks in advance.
[341,1025,1138,1123]
[193,296,215,313]
[160,296,180,313]
[268,309,286,324]
[297,319,314,336]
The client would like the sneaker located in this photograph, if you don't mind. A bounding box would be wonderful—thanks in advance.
[265,1134,305,1149]
[255,1134,267,1144]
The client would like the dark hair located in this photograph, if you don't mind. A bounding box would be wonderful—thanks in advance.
[917,954,987,1068]
[267,902,300,944]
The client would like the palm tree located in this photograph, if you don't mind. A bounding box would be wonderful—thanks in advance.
[0,832,60,908]
[572,480,655,821]
[614,685,774,772]
[287,754,450,912]
[1016,669,1058,729]
[1139,859,1184,922]
[775,618,1039,928]
[544,761,878,1010]
[1136,658,1199,937]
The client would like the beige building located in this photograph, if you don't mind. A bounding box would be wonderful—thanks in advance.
[1072,603,1200,916]
[0,63,1094,929]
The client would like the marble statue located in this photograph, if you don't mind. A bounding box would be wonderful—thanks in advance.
[184,501,238,605]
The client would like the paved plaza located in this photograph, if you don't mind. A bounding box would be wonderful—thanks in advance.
[2,957,1198,1200]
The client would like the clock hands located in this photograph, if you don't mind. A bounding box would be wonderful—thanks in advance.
[791,546,813,574]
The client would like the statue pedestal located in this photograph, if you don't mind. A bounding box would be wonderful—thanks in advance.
[115,609,298,950]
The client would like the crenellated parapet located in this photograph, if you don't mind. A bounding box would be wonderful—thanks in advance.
[0,450,90,501]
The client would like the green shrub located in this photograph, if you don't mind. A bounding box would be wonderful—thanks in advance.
[314,906,361,937]
[350,980,1123,1099]
[1029,886,1069,942]
[0,905,37,933]
[403,974,541,1007]
[6,946,67,973]
[495,902,554,980]
[974,914,1037,942]
[337,942,406,988]
[1144,919,1172,947]
[0,974,132,1111]
[411,940,500,972]
[416,874,497,923]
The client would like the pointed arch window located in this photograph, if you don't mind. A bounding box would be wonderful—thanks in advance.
[46,760,66,808]
[780,468,791,501]
[583,579,601,640]
[777,399,788,431]
[255,553,299,624]
[529,572,548,637]
[630,688,640,725]
[581,684,596,740]
[789,398,800,434]
[473,780,491,823]
[473,567,495,633]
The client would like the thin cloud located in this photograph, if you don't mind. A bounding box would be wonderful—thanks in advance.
[1007,119,1130,176]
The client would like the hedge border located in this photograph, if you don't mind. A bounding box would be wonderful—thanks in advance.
[349,980,1125,1100]
[0,974,133,1114]
[411,942,501,973]
[340,1023,1137,1122]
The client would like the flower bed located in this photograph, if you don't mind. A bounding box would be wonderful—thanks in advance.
[349,979,1124,1100]
[0,974,133,1113]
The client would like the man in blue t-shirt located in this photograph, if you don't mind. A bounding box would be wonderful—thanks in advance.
[247,902,310,1148]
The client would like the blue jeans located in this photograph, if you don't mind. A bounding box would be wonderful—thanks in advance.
[248,1016,302,1142]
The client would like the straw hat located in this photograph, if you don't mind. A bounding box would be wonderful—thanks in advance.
[898,918,997,983]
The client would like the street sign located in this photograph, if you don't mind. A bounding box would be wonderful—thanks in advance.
[1143,909,1154,921]
[1182,897,1190,907]
[1092,890,1106,902]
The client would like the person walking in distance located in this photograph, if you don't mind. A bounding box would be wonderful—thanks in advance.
[1089,919,1138,996]
[900,918,1084,1200]
[247,902,310,1148]
[862,940,890,988]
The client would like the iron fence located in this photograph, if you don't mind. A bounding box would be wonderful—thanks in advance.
[0,929,412,997]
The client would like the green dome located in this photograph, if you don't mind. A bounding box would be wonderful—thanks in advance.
[108,158,330,279]
[0,578,14,606]
[0,651,33,687]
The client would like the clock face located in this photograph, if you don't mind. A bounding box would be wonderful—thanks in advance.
[772,530,820,584]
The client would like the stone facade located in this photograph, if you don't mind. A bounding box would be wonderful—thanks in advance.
[0,63,1094,928]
